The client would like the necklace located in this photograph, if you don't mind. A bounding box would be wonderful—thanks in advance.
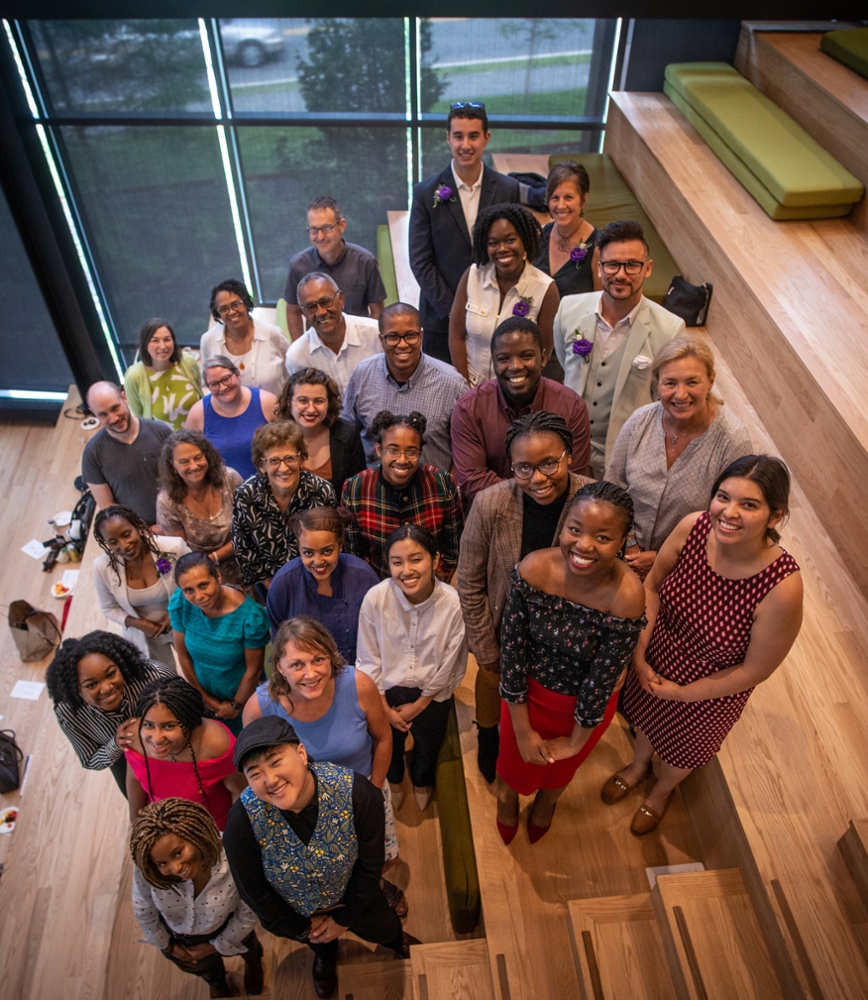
[186,486,218,519]
[169,739,190,763]
[555,219,587,253]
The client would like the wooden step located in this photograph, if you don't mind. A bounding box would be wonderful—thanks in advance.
[409,940,494,1000]
[339,957,415,1000]
[838,818,868,915]
[652,869,784,1000]
[567,894,676,1000]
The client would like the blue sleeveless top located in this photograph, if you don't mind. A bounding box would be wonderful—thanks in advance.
[255,665,373,775]
[203,386,266,481]
[241,760,357,916]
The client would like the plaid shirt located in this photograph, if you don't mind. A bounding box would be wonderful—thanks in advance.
[233,471,337,586]
[341,466,464,579]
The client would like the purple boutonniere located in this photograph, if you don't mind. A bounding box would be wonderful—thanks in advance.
[433,184,456,208]
[570,241,589,266]
[512,295,533,318]
[572,335,593,361]
[156,554,172,576]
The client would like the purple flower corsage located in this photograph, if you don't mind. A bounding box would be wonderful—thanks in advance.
[570,242,589,265]
[156,555,172,576]
[572,336,593,361]
[512,295,533,318]
[433,184,456,208]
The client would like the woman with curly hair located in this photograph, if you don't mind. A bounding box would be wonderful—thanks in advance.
[125,675,246,829]
[449,203,559,386]
[92,504,190,666]
[130,798,264,997]
[276,367,366,496]
[46,631,176,794]
[156,429,243,585]
[341,410,463,580]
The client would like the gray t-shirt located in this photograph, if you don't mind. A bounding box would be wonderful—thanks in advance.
[81,418,172,524]
[283,242,387,317]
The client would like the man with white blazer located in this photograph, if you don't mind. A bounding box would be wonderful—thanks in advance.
[553,220,685,477]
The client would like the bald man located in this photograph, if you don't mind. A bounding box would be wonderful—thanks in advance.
[81,381,172,525]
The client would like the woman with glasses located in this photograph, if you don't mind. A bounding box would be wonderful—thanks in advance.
[449,204,559,386]
[200,278,289,396]
[341,410,463,581]
[123,318,202,429]
[276,367,366,496]
[232,420,337,591]
[456,412,592,783]
[185,356,277,481]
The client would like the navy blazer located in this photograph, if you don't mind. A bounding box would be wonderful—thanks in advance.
[409,163,521,335]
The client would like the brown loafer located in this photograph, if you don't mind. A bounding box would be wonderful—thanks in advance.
[630,793,673,836]
[601,763,652,805]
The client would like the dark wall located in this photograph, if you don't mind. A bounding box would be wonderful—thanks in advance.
[623,19,743,91]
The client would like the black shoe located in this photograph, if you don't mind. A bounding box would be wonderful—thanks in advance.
[398,932,422,959]
[312,951,338,999]
[243,954,264,995]
[476,723,499,783]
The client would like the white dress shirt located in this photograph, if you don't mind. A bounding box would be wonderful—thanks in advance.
[451,161,483,235]
[284,314,382,395]
[593,299,642,359]
[356,578,468,701]
[200,318,289,396]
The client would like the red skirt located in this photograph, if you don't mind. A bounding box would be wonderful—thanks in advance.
[497,679,618,796]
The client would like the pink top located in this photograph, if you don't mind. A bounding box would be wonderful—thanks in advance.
[125,722,236,830]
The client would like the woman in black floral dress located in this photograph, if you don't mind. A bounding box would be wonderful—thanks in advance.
[496,482,646,844]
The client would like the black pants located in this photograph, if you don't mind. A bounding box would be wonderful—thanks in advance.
[422,322,451,364]
[385,687,453,788]
[270,895,403,959]
[109,755,128,798]
[163,928,262,986]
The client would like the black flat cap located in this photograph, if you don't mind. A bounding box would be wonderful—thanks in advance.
[233,715,300,770]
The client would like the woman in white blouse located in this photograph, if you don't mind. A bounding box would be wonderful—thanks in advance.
[130,798,263,997]
[449,204,559,386]
[357,524,467,812]
[200,278,288,396]
[605,335,752,579]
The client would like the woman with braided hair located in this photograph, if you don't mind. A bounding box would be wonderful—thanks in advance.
[125,676,246,829]
[449,203,560,386]
[494,480,647,844]
[130,798,264,997]
[341,409,463,580]
[92,504,190,665]
[47,631,175,794]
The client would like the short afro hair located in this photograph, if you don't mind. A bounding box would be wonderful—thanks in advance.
[471,203,543,266]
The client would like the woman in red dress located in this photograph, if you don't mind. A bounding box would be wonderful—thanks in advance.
[611,455,803,835]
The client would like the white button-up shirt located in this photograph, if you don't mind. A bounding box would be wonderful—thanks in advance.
[284,314,382,395]
[451,160,483,235]
[594,299,642,359]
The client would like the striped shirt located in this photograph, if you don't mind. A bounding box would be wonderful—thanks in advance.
[341,466,464,579]
[52,660,176,770]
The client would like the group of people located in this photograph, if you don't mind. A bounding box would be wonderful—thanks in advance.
[50,100,804,998]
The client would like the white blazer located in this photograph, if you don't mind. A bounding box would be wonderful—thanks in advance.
[92,535,191,657]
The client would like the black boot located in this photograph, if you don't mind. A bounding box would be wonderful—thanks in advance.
[476,722,499,783]
[243,953,264,995]
[312,942,338,999]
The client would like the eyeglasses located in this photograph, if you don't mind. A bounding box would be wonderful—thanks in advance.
[511,450,567,481]
[382,446,421,460]
[450,101,485,111]
[301,295,336,315]
[264,454,302,470]
[307,223,340,237]
[216,299,247,317]
[600,259,646,276]
[381,331,421,347]
[206,373,237,391]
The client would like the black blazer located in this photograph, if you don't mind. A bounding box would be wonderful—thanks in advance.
[328,417,367,496]
[409,163,521,335]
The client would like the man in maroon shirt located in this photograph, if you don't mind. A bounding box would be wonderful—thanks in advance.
[450,317,591,502]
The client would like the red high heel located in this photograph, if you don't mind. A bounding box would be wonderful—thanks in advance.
[527,804,556,844]
[496,818,518,845]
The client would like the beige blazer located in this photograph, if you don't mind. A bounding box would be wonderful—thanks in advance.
[553,292,685,465]
[456,473,592,665]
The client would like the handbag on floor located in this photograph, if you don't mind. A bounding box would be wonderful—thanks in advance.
[665,275,713,326]
[8,600,62,662]
[0,729,24,793]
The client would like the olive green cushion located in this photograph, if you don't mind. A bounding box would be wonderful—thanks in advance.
[821,28,868,81]
[376,224,399,307]
[664,62,862,213]
[435,702,480,934]
[547,152,678,305]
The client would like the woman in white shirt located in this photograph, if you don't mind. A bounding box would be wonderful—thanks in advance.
[130,797,263,997]
[357,524,467,812]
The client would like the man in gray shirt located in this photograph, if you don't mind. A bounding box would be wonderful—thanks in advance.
[81,381,172,526]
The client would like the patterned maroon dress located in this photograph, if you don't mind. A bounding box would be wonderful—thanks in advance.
[622,512,799,769]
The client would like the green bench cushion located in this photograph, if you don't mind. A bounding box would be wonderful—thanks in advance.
[663,82,853,221]
[821,28,868,81]
[376,224,399,307]
[665,62,863,211]
[547,152,678,305]
[435,702,480,934]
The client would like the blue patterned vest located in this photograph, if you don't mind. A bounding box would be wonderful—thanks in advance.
[241,761,357,917]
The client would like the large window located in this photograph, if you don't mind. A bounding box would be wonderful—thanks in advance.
[10,17,618,366]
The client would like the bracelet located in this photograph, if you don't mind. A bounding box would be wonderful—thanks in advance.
[210,551,220,564]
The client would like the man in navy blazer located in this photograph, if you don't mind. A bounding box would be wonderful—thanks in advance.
[409,103,521,362]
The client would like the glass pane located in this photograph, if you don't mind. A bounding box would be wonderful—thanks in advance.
[237,125,408,303]
[60,125,243,357]
[0,187,74,392]
[28,19,211,114]
[222,18,406,114]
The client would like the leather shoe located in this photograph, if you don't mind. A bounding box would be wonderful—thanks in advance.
[413,785,433,811]
[312,950,338,999]
[389,782,404,809]
[399,932,422,959]
[527,803,556,844]
[243,954,264,995]
[475,723,499,783]
[601,763,652,805]
[630,793,673,837]
[496,818,518,845]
